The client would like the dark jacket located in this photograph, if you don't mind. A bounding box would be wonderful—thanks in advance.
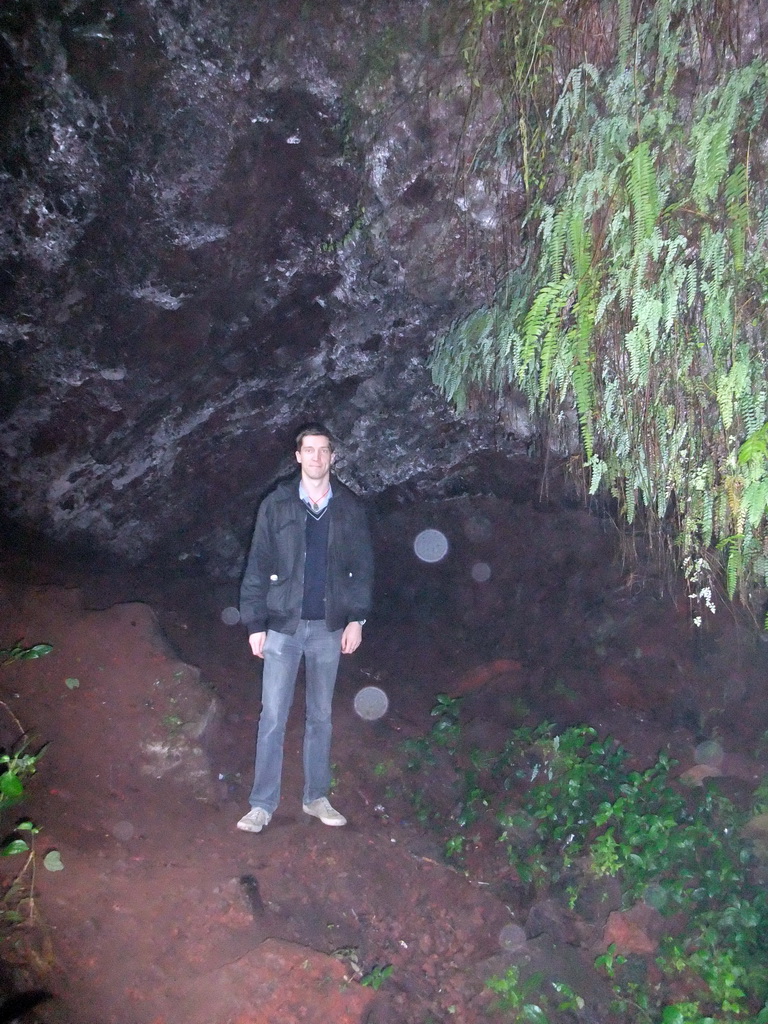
[239,475,374,635]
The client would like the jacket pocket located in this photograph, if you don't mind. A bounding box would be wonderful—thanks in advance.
[340,570,366,610]
[266,574,289,613]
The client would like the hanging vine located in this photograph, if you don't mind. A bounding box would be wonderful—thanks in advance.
[432,0,768,622]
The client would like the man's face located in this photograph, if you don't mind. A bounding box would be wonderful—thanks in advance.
[295,435,334,480]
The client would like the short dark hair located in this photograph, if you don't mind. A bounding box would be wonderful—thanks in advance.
[295,422,335,452]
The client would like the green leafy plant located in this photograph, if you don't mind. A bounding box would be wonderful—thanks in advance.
[1,642,50,856]
[496,723,768,1020]
[0,639,53,967]
[408,787,434,825]
[360,963,393,990]
[485,965,552,1022]
[432,0,768,622]
[0,745,43,857]
[444,834,465,859]
[401,696,463,771]
[400,693,768,1022]
[0,643,52,667]
[402,735,437,772]
[0,818,38,858]
[551,980,585,1015]
[398,695,470,836]
[43,850,63,872]
[429,694,463,752]
[594,943,627,980]
[454,768,489,827]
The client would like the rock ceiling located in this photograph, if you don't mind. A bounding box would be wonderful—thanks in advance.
[1,0,554,571]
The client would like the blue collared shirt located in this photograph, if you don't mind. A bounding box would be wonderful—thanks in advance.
[299,480,333,514]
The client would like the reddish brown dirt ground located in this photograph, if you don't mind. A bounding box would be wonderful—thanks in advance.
[1,495,767,1024]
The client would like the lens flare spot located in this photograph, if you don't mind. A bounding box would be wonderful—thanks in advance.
[221,606,241,625]
[498,923,527,951]
[413,528,449,563]
[471,561,491,582]
[353,685,389,720]
[112,820,135,842]
[463,514,492,542]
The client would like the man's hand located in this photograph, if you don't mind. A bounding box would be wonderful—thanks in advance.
[248,631,267,658]
[341,621,363,654]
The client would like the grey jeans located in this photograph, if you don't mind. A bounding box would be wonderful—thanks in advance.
[248,620,343,814]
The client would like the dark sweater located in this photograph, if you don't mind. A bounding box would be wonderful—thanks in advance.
[301,508,330,619]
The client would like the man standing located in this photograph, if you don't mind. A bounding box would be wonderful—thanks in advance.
[237,423,374,833]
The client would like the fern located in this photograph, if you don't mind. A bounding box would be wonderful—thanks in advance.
[692,114,732,208]
[715,359,749,434]
[627,141,660,249]
[743,480,768,530]
[725,163,748,273]
[433,1,768,621]
[726,543,742,600]
[624,477,636,524]
[691,63,766,208]
[617,0,632,68]
[738,424,768,466]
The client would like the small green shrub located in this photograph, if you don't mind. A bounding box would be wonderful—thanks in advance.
[0,642,50,855]
[399,699,768,1022]
[360,963,393,990]
[486,965,551,1021]
[432,0,768,623]
[0,643,52,667]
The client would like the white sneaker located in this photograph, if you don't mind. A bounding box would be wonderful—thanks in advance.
[237,807,271,832]
[302,797,347,826]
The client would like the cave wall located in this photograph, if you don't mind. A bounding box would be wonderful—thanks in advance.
[3,0,764,574]
[1,0,536,571]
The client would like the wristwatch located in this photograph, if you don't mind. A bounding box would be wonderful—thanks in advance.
[357,619,367,626]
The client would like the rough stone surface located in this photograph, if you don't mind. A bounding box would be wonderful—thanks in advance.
[602,903,667,956]
[3,0,767,578]
[0,0,534,571]
[525,897,581,945]
[0,583,220,802]
[176,938,377,1024]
